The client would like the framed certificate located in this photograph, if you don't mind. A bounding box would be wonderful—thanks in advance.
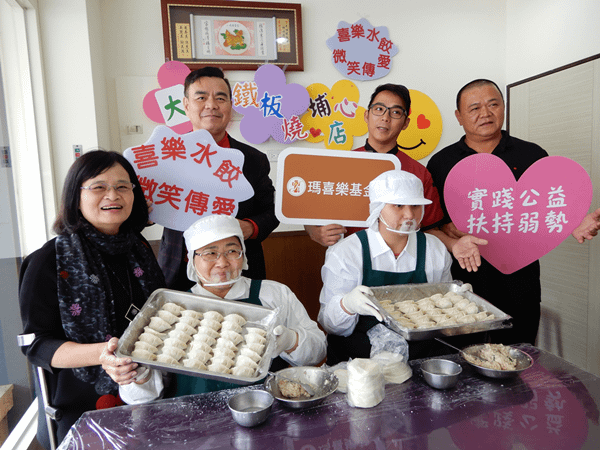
[161,0,304,71]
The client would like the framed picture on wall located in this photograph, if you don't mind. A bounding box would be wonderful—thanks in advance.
[160,0,304,71]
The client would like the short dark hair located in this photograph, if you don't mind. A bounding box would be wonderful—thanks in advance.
[368,84,411,114]
[456,79,504,111]
[184,66,232,99]
[53,150,149,235]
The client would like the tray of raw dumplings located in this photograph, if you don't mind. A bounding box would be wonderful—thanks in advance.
[370,281,513,341]
[116,288,278,385]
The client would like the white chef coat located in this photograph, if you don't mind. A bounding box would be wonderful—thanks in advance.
[318,229,452,337]
[191,277,326,367]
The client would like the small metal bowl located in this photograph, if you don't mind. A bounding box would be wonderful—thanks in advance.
[228,390,274,427]
[421,359,462,389]
[461,344,533,379]
[264,366,338,409]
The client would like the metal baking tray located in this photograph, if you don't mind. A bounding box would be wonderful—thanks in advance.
[116,288,278,385]
[370,281,512,341]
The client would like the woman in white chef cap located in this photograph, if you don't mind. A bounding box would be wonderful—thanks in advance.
[318,169,452,365]
[173,214,326,395]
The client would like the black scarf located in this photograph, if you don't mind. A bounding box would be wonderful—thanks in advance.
[56,221,165,395]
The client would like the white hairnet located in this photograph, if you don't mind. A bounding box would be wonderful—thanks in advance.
[366,170,431,230]
[183,215,248,283]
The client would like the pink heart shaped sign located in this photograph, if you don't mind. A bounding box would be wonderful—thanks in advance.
[445,154,592,274]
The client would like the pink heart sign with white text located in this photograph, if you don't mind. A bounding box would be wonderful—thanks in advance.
[444,154,592,274]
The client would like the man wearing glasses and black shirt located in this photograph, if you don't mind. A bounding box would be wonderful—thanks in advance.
[305,84,445,246]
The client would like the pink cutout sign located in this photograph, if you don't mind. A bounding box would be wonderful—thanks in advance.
[444,154,592,274]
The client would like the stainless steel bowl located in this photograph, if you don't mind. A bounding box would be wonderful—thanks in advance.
[461,344,533,379]
[421,358,462,389]
[228,390,274,427]
[264,366,338,409]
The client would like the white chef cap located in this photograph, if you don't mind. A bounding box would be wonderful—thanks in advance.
[183,215,248,283]
[366,170,432,230]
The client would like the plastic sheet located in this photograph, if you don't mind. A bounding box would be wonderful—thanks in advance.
[57,344,600,450]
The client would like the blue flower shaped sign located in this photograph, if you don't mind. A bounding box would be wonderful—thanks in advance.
[326,18,398,81]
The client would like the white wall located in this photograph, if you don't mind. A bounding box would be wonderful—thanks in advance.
[96,0,507,236]
[33,0,600,236]
[506,0,600,83]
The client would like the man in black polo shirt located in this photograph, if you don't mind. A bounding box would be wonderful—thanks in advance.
[427,79,600,345]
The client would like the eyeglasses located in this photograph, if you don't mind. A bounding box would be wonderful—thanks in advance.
[369,103,407,119]
[80,182,136,194]
[194,249,243,262]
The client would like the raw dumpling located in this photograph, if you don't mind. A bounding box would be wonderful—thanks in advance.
[187,349,212,364]
[180,309,203,320]
[242,342,265,355]
[464,303,479,315]
[157,310,179,325]
[193,333,217,347]
[429,314,450,323]
[221,321,243,334]
[196,326,220,339]
[148,316,171,332]
[244,333,266,345]
[178,315,201,329]
[160,346,185,361]
[245,327,266,337]
[134,341,158,353]
[138,332,163,347]
[161,302,184,316]
[131,349,157,361]
[207,362,230,374]
[223,313,246,326]
[473,311,489,321]
[212,346,236,360]
[239,347,261,363]
[189,341,212,355]
[235,355,259,369]
[397,302,419,313]
[200,318,222,331]
[162,337,188,350]
[221,330,243,346]
[215,337,238,352]
[457,314,476,324]
[434,298,453,309]
[143,326,166,338]
[211,355,234,368]
[167,329,192,343]
[232,366,255,377]
[455,299,471,310]
[174,322,197,335]
[203,311,224,323]
[418,302,436,311]
[182,358,207,370]
[157,354,180,365]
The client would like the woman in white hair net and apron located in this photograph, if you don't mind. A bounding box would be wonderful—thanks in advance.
[318,169,452,365]
[171,214,326,395]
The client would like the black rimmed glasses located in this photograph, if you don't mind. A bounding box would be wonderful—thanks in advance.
[80,182,136,194]
[369,103,407,119]
[194,249,244,262]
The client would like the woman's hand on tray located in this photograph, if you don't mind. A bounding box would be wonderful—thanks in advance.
[100,337,142,385]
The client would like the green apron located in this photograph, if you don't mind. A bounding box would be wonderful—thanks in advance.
[173,279,264,396]
[326,230,427,365]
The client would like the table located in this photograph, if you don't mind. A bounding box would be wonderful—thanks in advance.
[58,344,600,449]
